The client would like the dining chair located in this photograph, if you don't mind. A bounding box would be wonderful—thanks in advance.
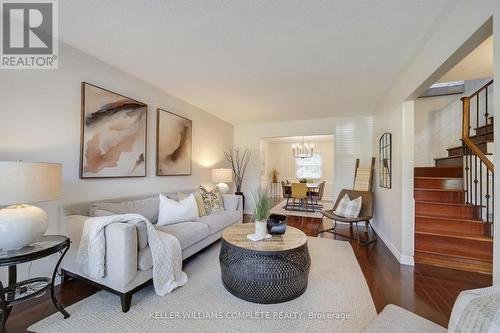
[281,181,292,209]
[310,181,325,205]
[316,189,377,246]
[291,183,309,212]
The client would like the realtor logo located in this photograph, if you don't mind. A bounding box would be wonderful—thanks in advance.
[1,0,58,69]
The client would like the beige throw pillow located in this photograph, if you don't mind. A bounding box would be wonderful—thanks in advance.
[199,186,224,214]
[178,191,207,217]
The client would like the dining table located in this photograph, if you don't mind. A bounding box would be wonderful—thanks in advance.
[282,182,323,212]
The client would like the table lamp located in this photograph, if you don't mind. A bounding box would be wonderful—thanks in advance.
[0,161,62,250]
[211,168,233,194]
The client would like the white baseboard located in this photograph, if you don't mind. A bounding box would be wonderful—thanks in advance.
[372,224,414,266]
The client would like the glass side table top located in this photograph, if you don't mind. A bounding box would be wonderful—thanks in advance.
[0,235,69,264]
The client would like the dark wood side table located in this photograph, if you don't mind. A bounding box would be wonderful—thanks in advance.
[0,235,70,331]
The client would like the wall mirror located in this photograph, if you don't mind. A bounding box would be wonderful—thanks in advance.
[379,132,392,188]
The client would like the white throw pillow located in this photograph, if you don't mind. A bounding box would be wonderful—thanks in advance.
[157,193,199,226]
[334,194,362,218]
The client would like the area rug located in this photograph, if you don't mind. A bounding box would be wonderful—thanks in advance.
[270,199,334,219]
[30,237,376,333]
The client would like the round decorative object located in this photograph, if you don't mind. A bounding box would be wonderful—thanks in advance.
[0,205,48,250]
[215,183,230,194]
[220,224,310,304]
[267,214,288,234]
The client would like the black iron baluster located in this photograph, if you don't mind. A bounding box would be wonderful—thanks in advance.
[476,94,480,131]
[464,144,469,204]
[485,87,489,126]
[480,162,483,220]
[474,154,478,206]
[486,168,490,225]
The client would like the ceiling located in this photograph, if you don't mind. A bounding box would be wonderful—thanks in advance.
[59,0,454,124]
[437,35,493,83]
[263,135,334,144]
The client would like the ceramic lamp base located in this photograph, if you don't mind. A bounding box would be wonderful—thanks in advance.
[216,182,230,194]
[0,204,48,250]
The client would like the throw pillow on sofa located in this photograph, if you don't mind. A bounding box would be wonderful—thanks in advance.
[334,194,362,218]
[199,186,224,214]
[157,193,199,226]
[178,191,207,217]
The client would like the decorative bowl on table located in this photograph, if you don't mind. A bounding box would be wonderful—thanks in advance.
[267,214,288,234]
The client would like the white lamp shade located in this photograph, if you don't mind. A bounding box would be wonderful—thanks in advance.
[212,168,233,183]
[0,161,62,206]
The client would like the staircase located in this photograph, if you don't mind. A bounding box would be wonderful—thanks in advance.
[414,80,494,274]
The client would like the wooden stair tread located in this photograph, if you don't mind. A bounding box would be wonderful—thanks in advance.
[415,249,492,263]
[416,214,487,224]
[475,123,493,131]
[434,155,463,160]
[415,231,493,242]
[414,188,464,192]
[414,176,462,180]
[415,201,475,207]
[435,153,492,160]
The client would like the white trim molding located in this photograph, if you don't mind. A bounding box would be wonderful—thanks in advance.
[372,224,415,266]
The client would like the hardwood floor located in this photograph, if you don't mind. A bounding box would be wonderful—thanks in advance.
[3,214,492,332]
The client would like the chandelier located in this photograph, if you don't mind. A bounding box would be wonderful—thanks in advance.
[292,137,314,159]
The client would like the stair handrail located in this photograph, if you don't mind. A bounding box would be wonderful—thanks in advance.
[461,86,494,172]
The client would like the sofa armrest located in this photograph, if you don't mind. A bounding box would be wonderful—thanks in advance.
[104,223,138,288]
[61,215,138,290]
[223,194,243,214]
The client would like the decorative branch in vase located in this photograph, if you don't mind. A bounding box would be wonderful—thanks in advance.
[224,148,251,208]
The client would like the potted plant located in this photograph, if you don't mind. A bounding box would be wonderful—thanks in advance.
[251,188,272,240]
[224,148,251,208]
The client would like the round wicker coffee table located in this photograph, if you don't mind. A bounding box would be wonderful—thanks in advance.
[219,223,311,304]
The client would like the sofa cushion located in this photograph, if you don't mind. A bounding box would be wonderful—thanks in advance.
[90,196,159,223]
[156,222,209,250]
[198,211,241,234]
[137,246,153,271]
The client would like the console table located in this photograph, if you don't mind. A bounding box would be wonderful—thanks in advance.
[0,235,70,330]
[219,223,310,304]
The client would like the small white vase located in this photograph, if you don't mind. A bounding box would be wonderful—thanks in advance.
[255,220,267,238]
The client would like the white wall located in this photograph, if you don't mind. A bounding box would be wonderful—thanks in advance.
[234,116,373,213]
[372,103,415,265]
[0,42,234,285]
[262,140,335,200]
[414,78,493,166]
[372,0,500,280]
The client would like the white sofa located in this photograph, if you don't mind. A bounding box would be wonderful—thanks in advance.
[362,285,500,332]
[60,192,243,312]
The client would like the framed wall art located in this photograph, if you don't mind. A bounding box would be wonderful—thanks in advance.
[80,82,147,178]
[156,109,192,176]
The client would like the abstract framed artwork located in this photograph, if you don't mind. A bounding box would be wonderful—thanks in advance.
[80,82,147,178]
[156,109,192,176]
